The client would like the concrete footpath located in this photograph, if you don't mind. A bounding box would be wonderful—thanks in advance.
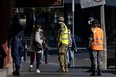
[6,51,116,77]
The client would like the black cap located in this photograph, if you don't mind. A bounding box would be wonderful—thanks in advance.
[88,17,95,22]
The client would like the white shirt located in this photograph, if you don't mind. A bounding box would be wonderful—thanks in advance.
[35,29,43,44]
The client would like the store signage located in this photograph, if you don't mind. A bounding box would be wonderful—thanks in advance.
[14,0,64,7]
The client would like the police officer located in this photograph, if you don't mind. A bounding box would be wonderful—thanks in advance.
[9,15,24,76]
[56,17,69,72]
[89,19,104,76]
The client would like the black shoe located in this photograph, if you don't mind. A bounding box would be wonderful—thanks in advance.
[68,64,71,68]
[97,73,102,76]
[12,71,20,76]
[86,69,93,72]
[97,71,102,76]
[28,67,32,71]
[90,73,97,76]
[90,71,97,76]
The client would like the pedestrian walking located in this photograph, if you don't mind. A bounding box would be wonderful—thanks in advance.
[88,19,104,76]
[56,17,69,72]
[9,15,24,76]
[28,24,45,73]
[28,26,37,72]
[67,28,74,68]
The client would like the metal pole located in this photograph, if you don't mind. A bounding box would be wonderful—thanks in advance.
[100,5,107,70]
[72,0,75,67]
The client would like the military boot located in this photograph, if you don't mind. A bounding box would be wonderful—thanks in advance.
[61,66,65,72]
[65,65,68,72]
[65,68,68,72]
[97,70,102,76]
[90,70,97,76]
[57,66,65,72]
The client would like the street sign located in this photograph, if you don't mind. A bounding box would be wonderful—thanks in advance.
[14,0,64,7]
[80,0,105,9]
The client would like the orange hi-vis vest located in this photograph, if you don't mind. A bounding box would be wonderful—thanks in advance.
[90,27,104,50]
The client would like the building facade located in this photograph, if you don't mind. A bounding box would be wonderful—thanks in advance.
[0,0,116,74]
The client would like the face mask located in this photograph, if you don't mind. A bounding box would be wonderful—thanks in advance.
[58,21,62,25]
[38,29,42,32]
[88,20,92,25]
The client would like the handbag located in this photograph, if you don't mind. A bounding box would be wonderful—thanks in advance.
[42,42,49,50]
[32,41,43,52]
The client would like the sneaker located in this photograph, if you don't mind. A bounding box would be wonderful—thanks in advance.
[36,69,40,73]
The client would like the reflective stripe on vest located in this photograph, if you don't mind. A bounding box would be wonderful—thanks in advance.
[61,23,68,44]
[93,38,103,40]
[92,43,103,46]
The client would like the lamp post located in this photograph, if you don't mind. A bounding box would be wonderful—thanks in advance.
[72,0,75,67]
[100,5,107,70]
[72,0,74,38]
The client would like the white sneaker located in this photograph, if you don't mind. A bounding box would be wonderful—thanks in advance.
[36,69,40,73]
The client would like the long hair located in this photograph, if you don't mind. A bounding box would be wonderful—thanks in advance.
[35,25,42,31]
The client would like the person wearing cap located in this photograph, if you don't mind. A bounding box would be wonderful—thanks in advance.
[88,18,104,76]
[8,15,24,76]
[87,17,96,72]
[56,17,69,72]
[66,27,73,68]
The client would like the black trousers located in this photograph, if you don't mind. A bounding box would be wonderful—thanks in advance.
[0,58,4,69]
[30,52,41,69]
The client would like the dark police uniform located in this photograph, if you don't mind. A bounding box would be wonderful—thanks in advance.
[9,19,24,76]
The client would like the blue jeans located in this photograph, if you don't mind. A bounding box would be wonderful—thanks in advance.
[39,50,44,63]
[67,47,74,64]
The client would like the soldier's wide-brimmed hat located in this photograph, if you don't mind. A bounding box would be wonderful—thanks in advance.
[58,17,64,22]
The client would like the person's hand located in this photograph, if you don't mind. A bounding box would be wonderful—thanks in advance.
[57,44,59,48]
[74,48,78,52]
[57,42,60,48]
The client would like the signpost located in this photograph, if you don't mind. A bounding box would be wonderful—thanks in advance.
[72,0,75,67]
[80,0,107,69]
[80,0,105,9]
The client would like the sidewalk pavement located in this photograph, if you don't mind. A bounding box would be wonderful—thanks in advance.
[6,51,116,77]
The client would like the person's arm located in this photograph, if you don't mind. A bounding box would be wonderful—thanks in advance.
[57,25,64,47]
[72,36,77,52]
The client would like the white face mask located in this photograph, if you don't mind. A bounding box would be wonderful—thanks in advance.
[37,29,42,32]
[88,20,92,25]
[58,21,63,25]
